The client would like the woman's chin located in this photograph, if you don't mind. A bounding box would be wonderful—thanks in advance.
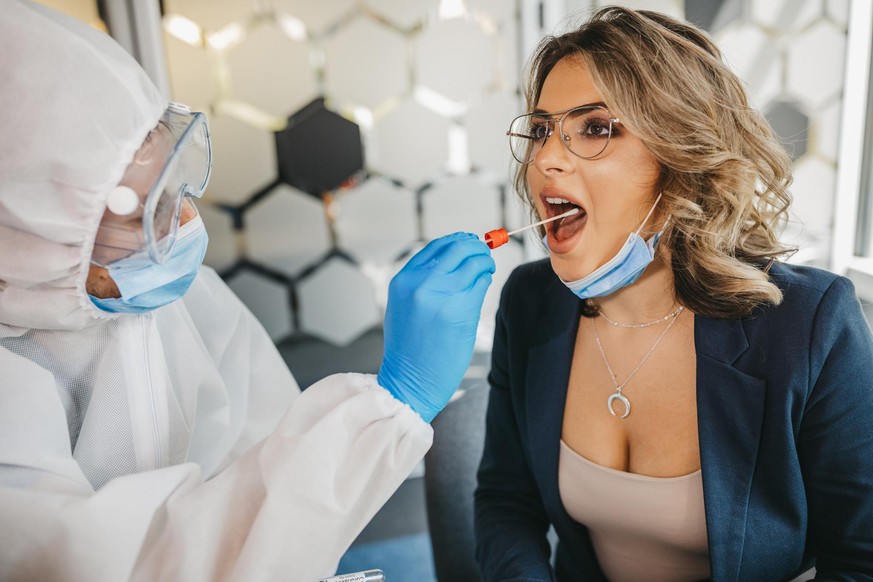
[548,253,590,284]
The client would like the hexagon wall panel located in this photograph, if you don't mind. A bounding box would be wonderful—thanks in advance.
[225,23,317,119]
[422,176,501,239]
[205,114,277,205]
[163,35,214,110]
[791,157,837,232]
[298,258,380,346]
[369,98,450,188]
[226,269,293,341]
[276,98,364,197]
[246,184,331,277]
[764,100,810,161]
[716,23,781,109]
[685,0,742,32]
[466,91,520,179]
[751,0,821,34]
[817,101,842,162]
[324,16,408,110]
[787,21,847,107]
[272,0,357,37]
[335,178,418,263]
[415,19,494,104]
[364,0,431,31]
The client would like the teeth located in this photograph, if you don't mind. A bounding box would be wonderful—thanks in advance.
[545,196,572,205]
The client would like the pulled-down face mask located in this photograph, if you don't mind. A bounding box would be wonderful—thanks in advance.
[553,193,667,300]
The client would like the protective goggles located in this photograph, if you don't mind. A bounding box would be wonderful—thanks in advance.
[92,102,212,266]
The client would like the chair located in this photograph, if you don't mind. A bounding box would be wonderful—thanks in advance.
[424,380,490,582]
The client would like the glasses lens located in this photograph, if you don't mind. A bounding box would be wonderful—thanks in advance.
[562,107,614,159]
[508,114,549,164]
[508,107,615,164]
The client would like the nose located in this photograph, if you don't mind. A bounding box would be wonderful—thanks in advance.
[532,121,573,175]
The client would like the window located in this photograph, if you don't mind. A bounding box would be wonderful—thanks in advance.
[831,0,873,300]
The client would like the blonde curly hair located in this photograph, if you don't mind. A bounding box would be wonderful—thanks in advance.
[517,6,796,319]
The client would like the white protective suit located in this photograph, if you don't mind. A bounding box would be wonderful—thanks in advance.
[0,2,431,580]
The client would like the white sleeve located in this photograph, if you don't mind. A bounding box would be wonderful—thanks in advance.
[0,362,433,581]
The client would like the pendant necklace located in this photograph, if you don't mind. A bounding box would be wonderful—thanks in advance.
[591,307,683,419]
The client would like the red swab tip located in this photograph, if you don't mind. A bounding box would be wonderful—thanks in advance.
[484,228,509,249]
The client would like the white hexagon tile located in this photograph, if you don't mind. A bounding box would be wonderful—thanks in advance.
[466,91,521,180]
[225,23,318,119]
[369,97,450,188]
[751,0,821,34]
[415,18,495,104]
[786,20,847,108]
[205,114,277,205]
[163,35,215,111]
[272,0,357,37]
[364,0,432,31]
[715,23,782,109]
[324,16,409,111]
[245,184,331,277]
[298,257,380,346]
[335,178,418,264]
[422,175,501,239]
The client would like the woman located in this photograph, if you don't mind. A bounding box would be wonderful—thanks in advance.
[474,6,873,582]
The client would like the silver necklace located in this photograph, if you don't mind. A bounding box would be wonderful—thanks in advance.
[592,309,682,419]
[596,305,684,328]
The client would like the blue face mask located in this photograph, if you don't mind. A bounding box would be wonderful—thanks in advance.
[551,194,666,300]
[90,215,208,314]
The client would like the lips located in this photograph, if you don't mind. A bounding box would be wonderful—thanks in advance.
[540,191,586,246]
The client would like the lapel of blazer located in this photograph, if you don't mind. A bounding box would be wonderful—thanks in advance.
[695,315,766,582]
[524,283,583,520]
[523,290,766,582]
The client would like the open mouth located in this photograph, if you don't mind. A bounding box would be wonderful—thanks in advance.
[543,196,586,242]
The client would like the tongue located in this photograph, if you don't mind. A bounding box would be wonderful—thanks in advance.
[551,208,585,242]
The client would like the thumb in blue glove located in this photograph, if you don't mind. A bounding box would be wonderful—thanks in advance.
[378,232,495,422]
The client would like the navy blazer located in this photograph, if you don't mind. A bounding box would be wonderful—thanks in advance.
[474,259,873,581]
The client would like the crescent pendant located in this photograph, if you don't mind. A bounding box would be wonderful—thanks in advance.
[607,393,630,419]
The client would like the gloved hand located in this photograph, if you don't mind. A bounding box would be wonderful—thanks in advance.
[378,232,495,422]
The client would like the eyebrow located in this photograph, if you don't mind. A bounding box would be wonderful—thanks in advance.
[532,101,608,114]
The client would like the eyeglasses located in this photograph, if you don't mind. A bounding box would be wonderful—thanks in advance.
[507,105,620,165]
[92,102,212,266]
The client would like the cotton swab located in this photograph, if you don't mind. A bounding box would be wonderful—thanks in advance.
[483,207,580,249]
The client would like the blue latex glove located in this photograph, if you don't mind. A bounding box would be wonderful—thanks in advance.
[378,232,495,422]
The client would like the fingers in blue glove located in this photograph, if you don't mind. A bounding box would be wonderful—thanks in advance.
[423,237,494,276]
[403,232,480,270]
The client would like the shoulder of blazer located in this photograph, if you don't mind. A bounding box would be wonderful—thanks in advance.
[745,261,848,329]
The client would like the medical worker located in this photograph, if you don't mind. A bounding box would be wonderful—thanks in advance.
[0,2,495,580]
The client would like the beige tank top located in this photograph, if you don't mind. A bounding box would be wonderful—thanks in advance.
[558,440,711,582]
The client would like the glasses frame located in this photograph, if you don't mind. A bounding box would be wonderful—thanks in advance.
[506,105,620,165]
